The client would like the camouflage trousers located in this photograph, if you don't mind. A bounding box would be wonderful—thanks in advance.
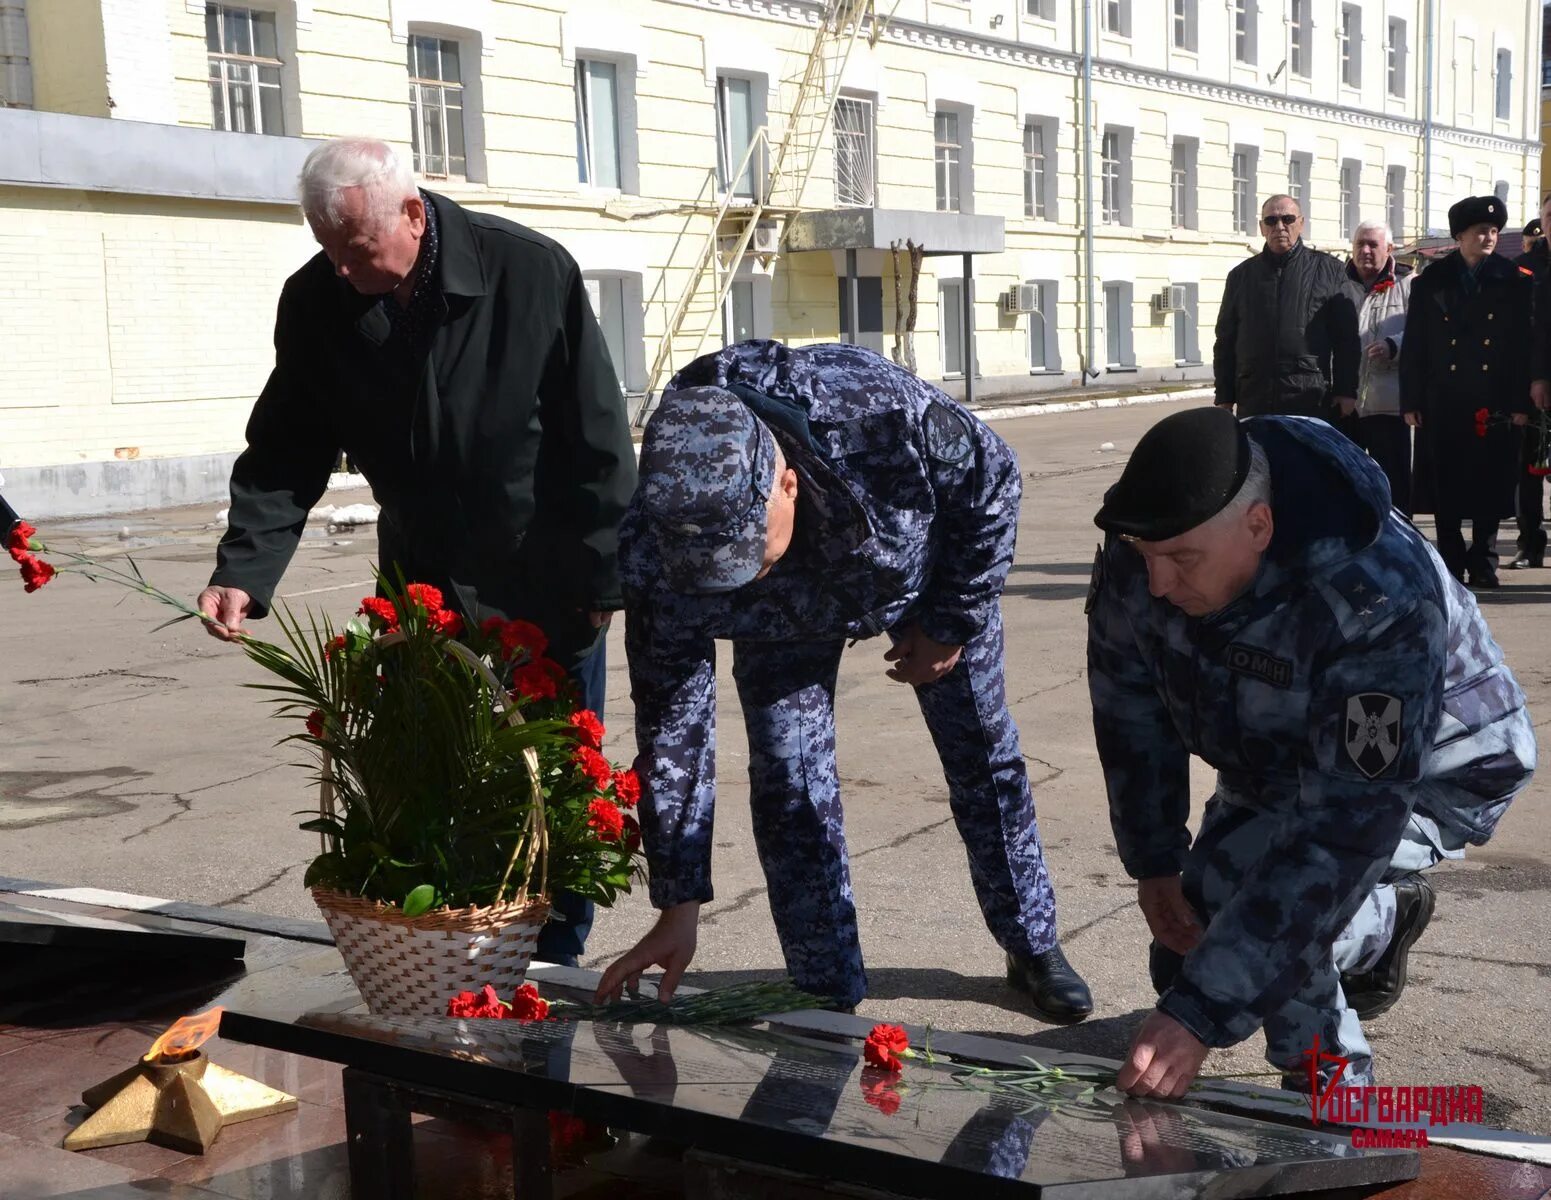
[1155,798,1449,1087]
[731,604,1060,1008]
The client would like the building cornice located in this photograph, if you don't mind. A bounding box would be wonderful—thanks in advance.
[663,0,1541,156]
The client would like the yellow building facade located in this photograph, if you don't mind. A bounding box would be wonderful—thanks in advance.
[0,0,1541,514]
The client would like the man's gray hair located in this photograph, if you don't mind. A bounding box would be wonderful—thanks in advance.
[1207,435,1272,529]
[1353,219,1393,246]
[298,137,417,231]
[1261,193,1302,217]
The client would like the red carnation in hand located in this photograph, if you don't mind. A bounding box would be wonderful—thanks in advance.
[612,768,641,809]
[492,618,549,662]
[358,596,399,630]
[863,1024,910,1073]
[509,982,549,1021]
[305,710,325,739]
[569,709,605,750]
[860,1077,903,1114]
[323,634,348,662]
[574,745,613,791]
[429,608,464,638]
[6,520,38,560]
[587,798,625,842]
[404,582,444,612]
[447,983,508,1019]
[18,554,55,592]
[511,658,565,701]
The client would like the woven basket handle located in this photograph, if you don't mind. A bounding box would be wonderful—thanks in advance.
[318,630,549,908]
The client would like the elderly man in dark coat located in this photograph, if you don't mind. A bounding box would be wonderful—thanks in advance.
[1213,194,1360,420]
[197,136,638,963]
[1401,196,1533,588]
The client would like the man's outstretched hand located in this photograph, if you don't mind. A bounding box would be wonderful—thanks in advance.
[197,585,252,642]
[1137,875,1203,957]
[1117,1010,1210,1099]
[594,901,700,1005]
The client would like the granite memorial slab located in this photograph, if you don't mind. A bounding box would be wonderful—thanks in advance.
[0,897,245,960]
[221,998,1420,1199]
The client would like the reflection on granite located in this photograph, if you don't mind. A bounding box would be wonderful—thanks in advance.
[218,1004,1419,1198]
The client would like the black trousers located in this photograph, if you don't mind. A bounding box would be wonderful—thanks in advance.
[1515,426,1547,561]
[1351,415,1413,517]
[1434,515,1501,582]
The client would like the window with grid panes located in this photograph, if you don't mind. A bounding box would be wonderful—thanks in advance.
[207,5,282,134]
[1340,160,1360,237]
[1291,0,1312,77]
[935,110,961,213]
[1171,139,1197,229]
[1102,0,1129,37]
[1024,121,1046,219]
[1289,153,1311,234]
[833,95,875,207]
[1232,148,1255,235]
[408,35,465,178]
[1233,0,1256,65]
[1101,131,1121,224]
[575,58,622,188]
[1340,5,1361,89]
[1025,0,1054,19]
[1495,49,1512,120]
[716,75,757,199]
[1172,0,1196,51]
[1385,166,1404,241]
[1387,18,1407,98]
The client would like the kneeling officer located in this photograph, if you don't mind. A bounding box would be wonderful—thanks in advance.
[1088,407,1534,1097]
[596,340,1091,1022]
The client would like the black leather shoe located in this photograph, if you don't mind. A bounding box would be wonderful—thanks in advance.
[1467,572,1501,590]
[1510,554,1544,569]
[1342,875,1435,1021]
[1006,946,1093,1024]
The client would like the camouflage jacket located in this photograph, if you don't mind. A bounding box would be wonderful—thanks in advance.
[1087,415,1534,1048]
[621,340,1022,906]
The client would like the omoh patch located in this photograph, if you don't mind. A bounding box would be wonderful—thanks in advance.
[1345,692,1403,778]
[923,402,974,466]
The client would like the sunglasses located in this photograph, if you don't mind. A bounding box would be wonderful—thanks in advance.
[1261,214,1299,227]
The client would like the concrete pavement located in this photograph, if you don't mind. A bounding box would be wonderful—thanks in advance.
[2,399,1546,1133]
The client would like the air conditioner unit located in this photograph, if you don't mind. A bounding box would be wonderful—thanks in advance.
[1001,284,1038,315]
[750,221,780,255]
[1152,284,1189,314]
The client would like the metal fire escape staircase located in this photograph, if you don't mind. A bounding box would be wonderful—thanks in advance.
[635,0,877,421]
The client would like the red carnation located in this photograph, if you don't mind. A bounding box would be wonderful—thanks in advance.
[569,709,605,750]
[860,1077,903,1114]
[612,768,641,809]
[447,983,508,1019]
[511,658,565,702]
[574,746,613,791]
[404,582,444,612]
[1372,279,1395,294]
[358,596,399,629]
[863,1024,909,1073]
[305,710,325,739]
[429,608,464,638]
[484,618,549,662]
[6,520,38,560]
[18,554,55,592]
[509,982,549,1021]
[323,634,348,662]
[587,798,625,842]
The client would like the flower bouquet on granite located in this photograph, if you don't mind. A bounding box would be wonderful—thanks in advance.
[6,521,643,1016]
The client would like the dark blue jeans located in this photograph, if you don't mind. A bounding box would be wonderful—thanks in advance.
[532,640,606,966]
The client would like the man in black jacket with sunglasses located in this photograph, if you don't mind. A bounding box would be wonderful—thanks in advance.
[1214,194,1360,421]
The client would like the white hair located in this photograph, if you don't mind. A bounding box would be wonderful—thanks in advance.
[1352,219,1393,246]
[298,137,417,231]
[1205,436,1272,530]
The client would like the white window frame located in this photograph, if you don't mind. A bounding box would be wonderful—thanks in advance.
[715,71,767,202]
[1100,127,1131,226]
[1386,164,1405,242]
[1023,117,1057,221]
[1290,0,1312,78]
[1289,152,1313,236]
[939,279,967,378]
[1233,0,1257,66]
[405,24,485,183]
[207,4,285,134]
[0,0,32,108]
[1387,18,1407,99]
[1173,282,1201,365]
[407,32,466,179]
[1494,179,1509,204]
[1101,0,1131,38]
[1172,0,1197,53]
[575,52,640,194]
[1171,137,1198,230]
[934,108,963,213]
[1232,145,1258,236]
[1340,158,1361,238]
[1494,48,1512,121]
[582,270,646,396]
[1027,279,1060,373]
[1456,36,1476,121]
[1340,5,1362,90]
[1102,281,1134,370]
[833,92,876,208]
[1025,0,1055,21]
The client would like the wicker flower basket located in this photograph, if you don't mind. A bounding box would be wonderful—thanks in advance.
[312,632,551,1016]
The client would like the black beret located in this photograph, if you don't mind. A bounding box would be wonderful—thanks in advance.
[1094,406,1251,541]
[1449,195,1508,239]
[1525,219,1543,238]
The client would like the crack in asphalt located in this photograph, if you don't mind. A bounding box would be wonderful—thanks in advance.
[217,862,301,907]
[120,793,193,843]
[1010,673,1085,708]
[1057,898,1136,944]
[16,668,180,687]
[1023,754,1065,784]
[1412,948,1551,979]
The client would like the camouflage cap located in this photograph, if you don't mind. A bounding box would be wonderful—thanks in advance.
[639,386,777,594]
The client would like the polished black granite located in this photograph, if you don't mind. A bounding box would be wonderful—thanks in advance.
[0,896,245,959]
[221,993,1420,1199]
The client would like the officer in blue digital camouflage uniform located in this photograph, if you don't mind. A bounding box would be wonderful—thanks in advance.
[1087,405,1534,1098]
[594,339,1092,1022]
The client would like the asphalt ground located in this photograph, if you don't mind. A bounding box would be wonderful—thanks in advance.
[2,399,1547,1133]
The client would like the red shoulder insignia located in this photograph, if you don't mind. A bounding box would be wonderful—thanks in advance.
[1519,265,1535,276]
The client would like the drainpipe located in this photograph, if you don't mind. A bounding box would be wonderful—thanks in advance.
[1080,0,1098,383]
[1421,0,1435,235]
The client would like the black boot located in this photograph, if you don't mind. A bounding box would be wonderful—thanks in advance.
[1006,946,1093,1024]
[1341,875,1435,1021]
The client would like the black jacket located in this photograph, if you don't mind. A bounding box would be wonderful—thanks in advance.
[1401,251,1532,518]
[1212,240,1360,417]
[210,192,638,665]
